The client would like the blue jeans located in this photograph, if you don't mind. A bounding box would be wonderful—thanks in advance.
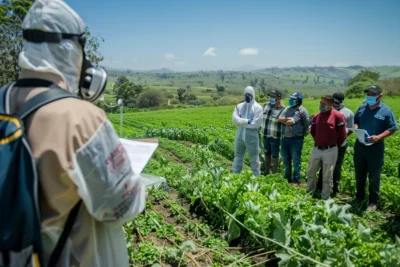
[263,137,281,158]
[281,136,304,183]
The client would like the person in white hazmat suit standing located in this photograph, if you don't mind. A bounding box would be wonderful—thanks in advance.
[2,0,145,266]
[232,86,263,176]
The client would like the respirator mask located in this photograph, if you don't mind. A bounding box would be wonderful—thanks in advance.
[23,29,107,102]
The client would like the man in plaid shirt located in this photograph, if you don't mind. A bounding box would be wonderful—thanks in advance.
[261,90,286,174]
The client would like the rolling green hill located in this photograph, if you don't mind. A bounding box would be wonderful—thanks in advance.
[102,66,400,106]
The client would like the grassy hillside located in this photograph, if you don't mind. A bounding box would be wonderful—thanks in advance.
[104,66,400,102]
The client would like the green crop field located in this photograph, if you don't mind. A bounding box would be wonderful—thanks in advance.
[107,96,400,266]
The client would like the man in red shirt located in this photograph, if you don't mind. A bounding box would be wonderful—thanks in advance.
[306,95,347,200]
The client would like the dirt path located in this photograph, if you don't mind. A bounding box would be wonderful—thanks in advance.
[158,147,193,168]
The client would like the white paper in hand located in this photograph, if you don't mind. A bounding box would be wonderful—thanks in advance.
[347,128,373,146]
[119,138,158,174]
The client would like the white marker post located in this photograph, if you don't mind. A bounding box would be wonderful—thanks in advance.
[98,96,124,136]
[118,99,123,137]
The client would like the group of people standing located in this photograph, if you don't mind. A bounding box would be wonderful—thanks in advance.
[232,85,398,211]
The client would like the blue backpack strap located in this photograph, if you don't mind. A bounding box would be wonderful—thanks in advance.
[0,82,15,114]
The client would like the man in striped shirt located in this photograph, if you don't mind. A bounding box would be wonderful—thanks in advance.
[261,90,286,174]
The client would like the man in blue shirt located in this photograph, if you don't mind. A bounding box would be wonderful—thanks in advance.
[353,85,398,212]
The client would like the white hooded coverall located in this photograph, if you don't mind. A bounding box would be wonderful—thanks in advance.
[7,1,146,266]
[232,86,263,176]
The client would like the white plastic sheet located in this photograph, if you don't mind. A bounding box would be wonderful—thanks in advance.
[347,128,373,146]
[120,138,168,191]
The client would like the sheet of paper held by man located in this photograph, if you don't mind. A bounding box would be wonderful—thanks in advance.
[119,138,159,174]
[347,128,373,146]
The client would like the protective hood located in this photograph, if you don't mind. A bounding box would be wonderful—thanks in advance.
[18,0,86,92]
[244,86,256,103]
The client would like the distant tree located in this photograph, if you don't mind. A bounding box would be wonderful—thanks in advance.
[186,94,197,101]
[177,88,186,103]
[259,78,266,95]
[115,81,135,104]
[329,80,335,85]
[347,69,380,87]
[242,74,246,80]
[137,89,164,108]
[215,84,225,93]
[345,69,380,98]
[186,84,191,89]
[221,74,225,83]
[133,84,144,96]
[345,81,370,98]
[113,76,129,91]
[378,77,400,96]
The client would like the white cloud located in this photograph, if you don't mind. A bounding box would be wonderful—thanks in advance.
[239,48,259,56]
[203,47,217,56]
[165,53,176,61]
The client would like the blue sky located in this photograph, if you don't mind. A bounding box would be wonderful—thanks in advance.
[65,0,400,71]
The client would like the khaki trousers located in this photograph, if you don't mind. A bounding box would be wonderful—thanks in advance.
[306,146,338,200]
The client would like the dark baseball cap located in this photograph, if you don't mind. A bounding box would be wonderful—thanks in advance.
[268,90,282,98]
[364,85,382,94]
[332,92,345,104]
[289,92,303,100]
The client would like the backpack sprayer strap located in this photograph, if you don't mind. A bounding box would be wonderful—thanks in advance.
[13,79,80,120]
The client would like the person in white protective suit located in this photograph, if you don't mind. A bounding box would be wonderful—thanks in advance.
[232,86,263,176]
[3,0,145,266]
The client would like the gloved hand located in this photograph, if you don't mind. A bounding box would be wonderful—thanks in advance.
[248,119,253,124]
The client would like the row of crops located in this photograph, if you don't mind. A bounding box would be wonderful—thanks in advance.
[108,98,400,266]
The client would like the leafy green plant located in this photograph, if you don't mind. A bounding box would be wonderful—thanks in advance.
[132,242,159,265]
